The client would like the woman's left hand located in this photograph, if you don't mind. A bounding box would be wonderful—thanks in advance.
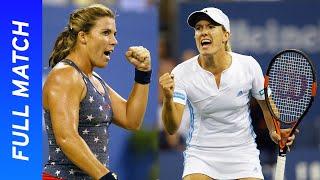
[125,46,151,71]
[269,129,299,151]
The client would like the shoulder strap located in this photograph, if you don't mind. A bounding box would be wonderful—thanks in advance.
[60,59,88,84]
[92,72,109,94]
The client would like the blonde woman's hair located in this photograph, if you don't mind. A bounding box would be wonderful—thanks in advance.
[222,26,232,52]
[225,39,232,52]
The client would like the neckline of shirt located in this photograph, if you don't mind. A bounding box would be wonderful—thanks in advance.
[193,52,235,76]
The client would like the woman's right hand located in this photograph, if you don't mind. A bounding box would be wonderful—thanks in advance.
[159,73,175,99]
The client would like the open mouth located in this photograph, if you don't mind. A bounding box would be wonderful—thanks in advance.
[104,50,113,57]
[201,39,212,47]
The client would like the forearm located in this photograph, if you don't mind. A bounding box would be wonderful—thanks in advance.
[262,108,276,132]
[162,98,180,135]
[57,134,108,180]
[125,82,150,130]
[257,99,276,132]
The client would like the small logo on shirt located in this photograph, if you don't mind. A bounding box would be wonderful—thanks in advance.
[259,89,265,96]
[237,90,244,97]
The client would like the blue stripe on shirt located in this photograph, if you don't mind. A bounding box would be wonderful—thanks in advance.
[173,92,186,101]
[186,99,194,147]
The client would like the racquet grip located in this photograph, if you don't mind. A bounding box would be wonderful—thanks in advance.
[275,155,286,180]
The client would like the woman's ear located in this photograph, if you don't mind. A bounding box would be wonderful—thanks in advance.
[223,31,230,43]
[77,31,87,44]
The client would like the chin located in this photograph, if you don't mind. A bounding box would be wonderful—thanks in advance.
[200,51,213,56]
[200,48,217,55]
[96,62,108,68]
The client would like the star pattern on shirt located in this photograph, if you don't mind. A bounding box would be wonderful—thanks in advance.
[111,173,118,179]
[82,129,90,135]
[86,114,94,121]
[89,96,94,103]
[94,136,100,143]
[45,78,114,178]
[55,170,60,176]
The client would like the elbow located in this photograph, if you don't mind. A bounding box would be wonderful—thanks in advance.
[162,119,179,135]
[55,132,79,148]
[126,123,142,131]
[130,127,141,131]
[125,119,142,131]
[55,136,67,148]
[166,126,178,135]
[168,130,177,135]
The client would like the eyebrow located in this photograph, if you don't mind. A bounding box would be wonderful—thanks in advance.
[101,28,117,32]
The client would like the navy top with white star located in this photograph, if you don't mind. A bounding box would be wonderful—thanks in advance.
[43,59,113,179]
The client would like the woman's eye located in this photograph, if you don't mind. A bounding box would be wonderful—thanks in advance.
[103,31,110,35]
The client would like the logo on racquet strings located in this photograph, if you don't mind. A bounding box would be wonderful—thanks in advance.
[279,73,308,101]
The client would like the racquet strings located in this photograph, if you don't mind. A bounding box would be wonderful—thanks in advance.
[267,52,313,124]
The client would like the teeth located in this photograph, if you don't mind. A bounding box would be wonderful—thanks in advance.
[201,39,211,44]
[104,50,113,56]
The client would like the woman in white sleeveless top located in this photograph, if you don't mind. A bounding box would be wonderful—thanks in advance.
[159,7,296,180]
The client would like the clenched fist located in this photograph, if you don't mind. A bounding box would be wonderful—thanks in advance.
[269,128,298,151]
[159,73,175,99]
[125,46,151,72]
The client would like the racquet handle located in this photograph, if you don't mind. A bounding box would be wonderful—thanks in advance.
[275,155,286,180]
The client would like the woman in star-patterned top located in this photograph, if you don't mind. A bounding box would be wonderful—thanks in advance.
[42,4,152,180]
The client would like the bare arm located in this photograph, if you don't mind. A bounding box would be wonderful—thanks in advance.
[159,73,185,135]
[43,66,108,180]
[108,46,151,130]
[162,97,185,135]
[257,99,295,146]
[107,83,149,130]
[256,99,276,134]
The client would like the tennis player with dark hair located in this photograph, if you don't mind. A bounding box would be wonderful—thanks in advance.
[42,4,151,180]
[159,7,295,180]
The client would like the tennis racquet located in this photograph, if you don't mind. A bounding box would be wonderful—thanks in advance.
[264,49,317,180]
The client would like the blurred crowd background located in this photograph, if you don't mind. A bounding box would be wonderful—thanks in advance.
[43,0,320,179]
